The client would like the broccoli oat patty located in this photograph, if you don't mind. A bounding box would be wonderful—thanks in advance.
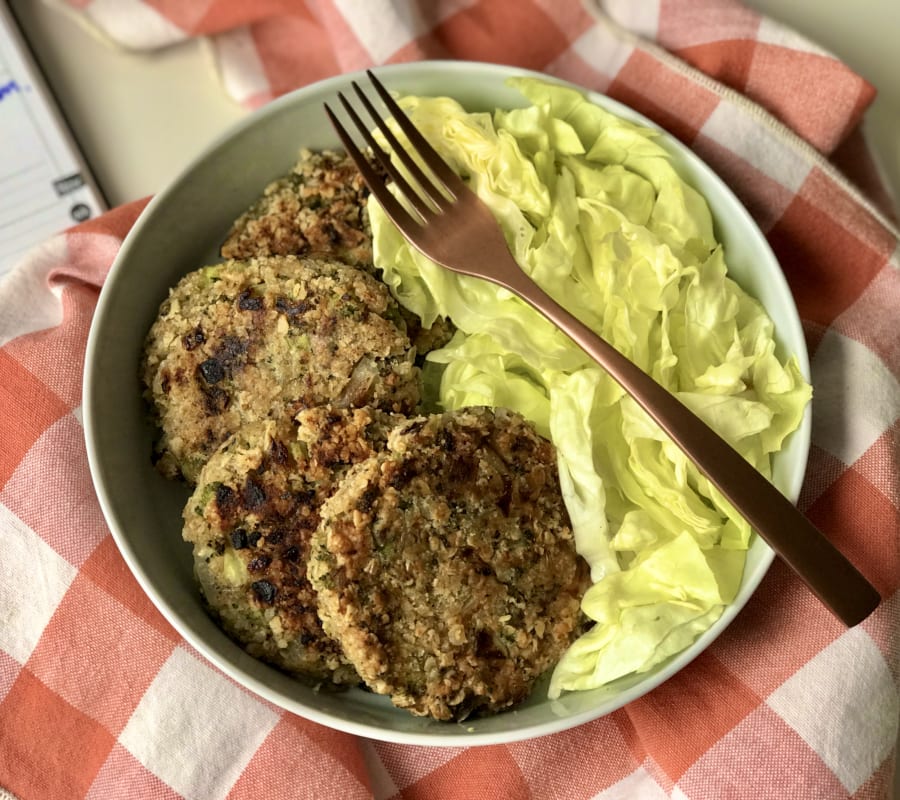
[308,407,590,720]
[142,254,420,482]
[218,147,455,357]
[183,405,406,686]
[221,149,374,266]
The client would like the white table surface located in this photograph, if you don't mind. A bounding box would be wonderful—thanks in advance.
[8,0,899,794]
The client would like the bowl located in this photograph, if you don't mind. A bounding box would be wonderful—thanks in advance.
[83,61,811,745]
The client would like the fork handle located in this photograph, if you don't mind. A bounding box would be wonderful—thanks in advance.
[501,271,880,627]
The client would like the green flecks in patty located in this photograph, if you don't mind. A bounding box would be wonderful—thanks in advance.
[141,254,421,483]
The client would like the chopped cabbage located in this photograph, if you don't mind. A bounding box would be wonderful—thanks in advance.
[368,78,811,698]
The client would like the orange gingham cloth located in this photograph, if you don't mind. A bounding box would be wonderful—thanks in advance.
[2,1,899,798]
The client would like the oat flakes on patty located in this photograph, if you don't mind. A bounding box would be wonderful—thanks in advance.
[142,254,420,483]
[183,405,406,686]
[220,149,374,267]
[219,147,455,357]
[308,406,590,721]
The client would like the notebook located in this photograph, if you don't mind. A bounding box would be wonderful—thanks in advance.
[0,1,105,276]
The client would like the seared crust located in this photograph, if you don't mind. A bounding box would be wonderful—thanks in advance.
[309,407,590,720]
[221,149,374,267]
[219,147,455,358]
[142,254,420,482]
[183,405,405,686]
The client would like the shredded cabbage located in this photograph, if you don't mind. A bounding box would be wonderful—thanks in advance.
[368,78,811,699]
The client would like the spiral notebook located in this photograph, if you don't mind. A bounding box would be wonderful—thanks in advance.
[0,1,105,276]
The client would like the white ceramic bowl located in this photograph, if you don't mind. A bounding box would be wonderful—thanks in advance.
[83,61,811,745]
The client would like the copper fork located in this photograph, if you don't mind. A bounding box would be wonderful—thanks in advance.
[324,70,880,627]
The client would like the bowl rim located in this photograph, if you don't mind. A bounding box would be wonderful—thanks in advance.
[83,59,811,746]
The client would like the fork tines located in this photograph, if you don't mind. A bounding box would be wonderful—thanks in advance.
[324,70,465,230]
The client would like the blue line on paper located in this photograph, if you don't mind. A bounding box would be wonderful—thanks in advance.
[0,80,21,101]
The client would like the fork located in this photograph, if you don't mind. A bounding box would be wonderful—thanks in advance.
[325,70,881,627]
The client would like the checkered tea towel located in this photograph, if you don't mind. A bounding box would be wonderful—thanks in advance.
[1,1,898,799]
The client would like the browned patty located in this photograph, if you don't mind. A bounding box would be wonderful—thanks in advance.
[220,149,374,267]
[219,147,455,358]
[141,254,420,483]
[183,405,406,686]
[308,406,590,720]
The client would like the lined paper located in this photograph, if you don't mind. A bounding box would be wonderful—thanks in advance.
[0,2,104,275]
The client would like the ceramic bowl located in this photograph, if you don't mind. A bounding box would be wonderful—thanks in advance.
[83,61,811,745]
